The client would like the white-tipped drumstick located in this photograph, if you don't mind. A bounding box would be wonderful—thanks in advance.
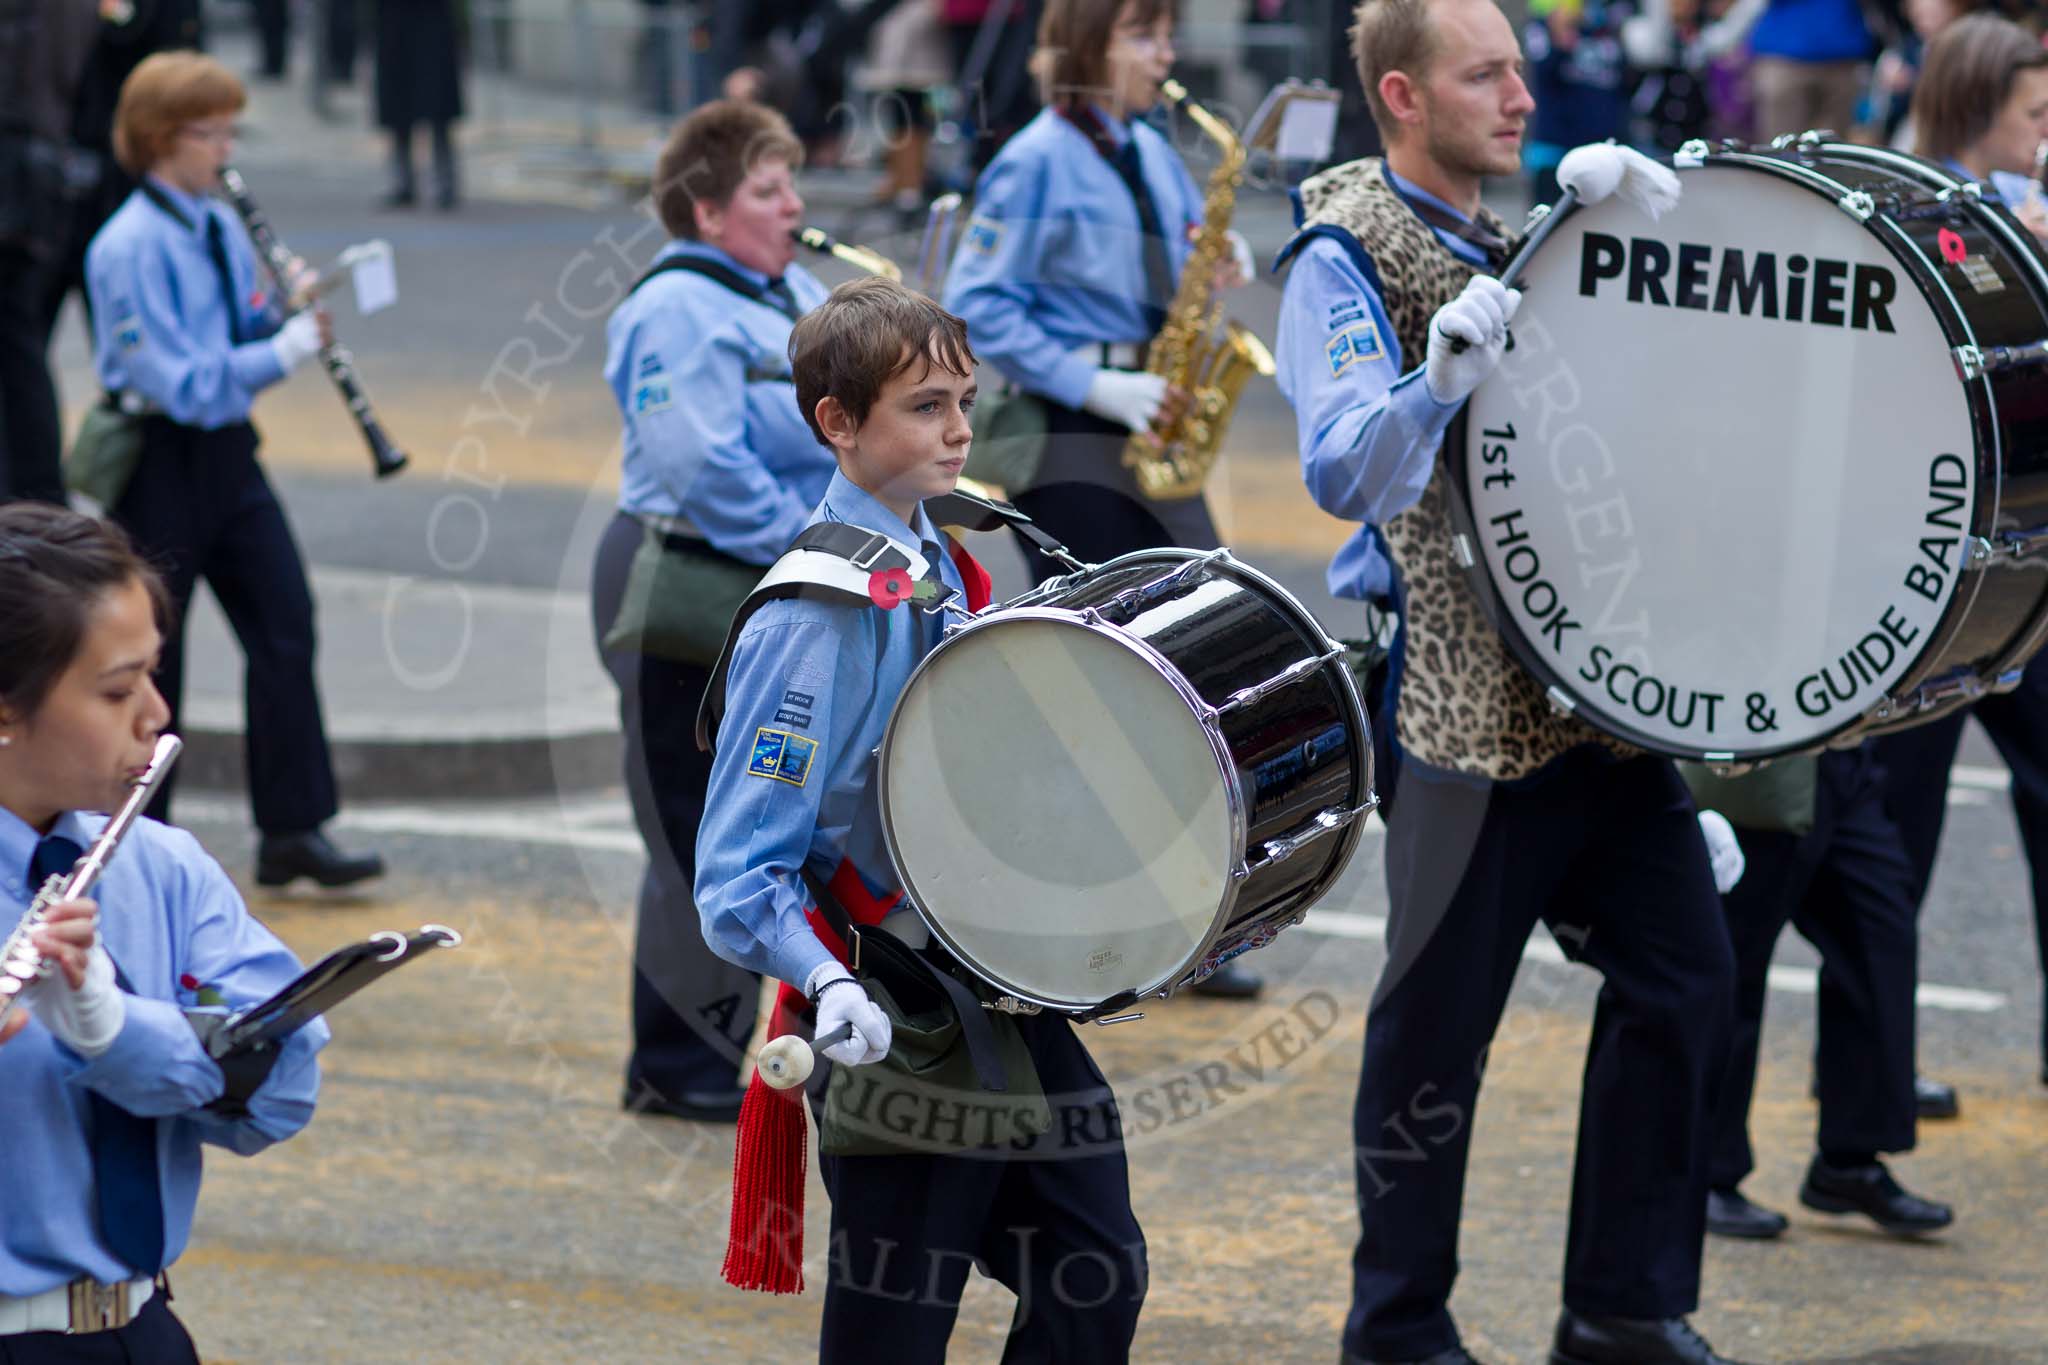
[756,1023,855,1090]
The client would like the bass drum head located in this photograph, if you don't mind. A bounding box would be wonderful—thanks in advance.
[880,612,1234,1010]
[1464,159,1979,759]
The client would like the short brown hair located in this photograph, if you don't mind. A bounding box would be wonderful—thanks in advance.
[1031,0,1179,107]
[1912,13,2048,163]
[0,503,170,722]
[1352,0,1442,142]
[652,100,804,239]
[111,50,245,176]
[790,277,976,447]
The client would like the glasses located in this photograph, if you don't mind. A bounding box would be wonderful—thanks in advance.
[178,124,239,146]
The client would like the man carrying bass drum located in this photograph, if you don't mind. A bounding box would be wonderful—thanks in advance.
[590,101,837,1124]
[1271,1,1750,1362]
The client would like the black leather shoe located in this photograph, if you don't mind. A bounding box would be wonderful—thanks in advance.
[622,1084,746,1123]
[1706,1185,1788,1240]
[378,187,417,210]
[1799,1155,1954,1235]
[1339,1349,1486,1364]
[1551,1310,1748,1365]
[1190,961,1264,1000]
[256,829,386,888]
[1915,1074,1960,1119]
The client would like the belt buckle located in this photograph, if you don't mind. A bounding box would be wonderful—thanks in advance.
[66,1278,130,1333]
[847,533,894,572]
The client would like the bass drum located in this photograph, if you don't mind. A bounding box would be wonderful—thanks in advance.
[1454,137,2048,762]
[877,549,1373,1019]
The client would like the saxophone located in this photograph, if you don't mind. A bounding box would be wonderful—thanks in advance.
[1124,78,1277,501]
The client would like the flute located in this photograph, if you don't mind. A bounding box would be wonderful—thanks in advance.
[0,736,182,1035]
[218,166,409,479]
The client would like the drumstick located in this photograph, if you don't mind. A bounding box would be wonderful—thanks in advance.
[757,1023,855,1090]
[1445,187,1579,355]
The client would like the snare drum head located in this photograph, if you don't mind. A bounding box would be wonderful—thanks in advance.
[1464,158,1981,758]
[880,613,1233,1009]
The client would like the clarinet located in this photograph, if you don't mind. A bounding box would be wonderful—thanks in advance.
[218,167,408,479]
[0,735,182,1035]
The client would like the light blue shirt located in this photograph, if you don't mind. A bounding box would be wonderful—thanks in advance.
[605,241,836,565]
[1275,171,1483,601]
[695,472,967,989]
[85,177,288,429]
[942,104,1203,410]
[0,808,326,1296]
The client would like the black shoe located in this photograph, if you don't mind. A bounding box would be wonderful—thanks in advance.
[1915,1074,1960,1119]
[1798,1155,1954,1236]
[1706,1186,1788,1240]
[256,829,386,888]
[378,187,417,210]
[1190,961,1263,1000]
[1339,1348,1487,1365]
[1550,1310,1749,1365]
[622,1083,746,1123]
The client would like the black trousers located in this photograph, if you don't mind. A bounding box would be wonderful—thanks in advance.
[1707,748,1918,1190]
[0,1296,199,1364]
[1010,404,1220,580]
[113,419,338,833]
[590,512,757,1098]
[819,1014,1146,1364]
[1344,752,1734,1361]
[0,246,64,503]
[250,0,289,74]
[1872,650,2048,1066]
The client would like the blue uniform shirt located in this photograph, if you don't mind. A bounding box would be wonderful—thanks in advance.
[695,471,968,989]
[943,105,1203,410]
[0,808,327,1296]
[605,241,836,565]
[1275,170,1485,601]
[85,177,288,429]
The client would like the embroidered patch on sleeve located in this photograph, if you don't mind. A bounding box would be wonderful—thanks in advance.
[1326,321,1384,378]
[748,727,819,786]
[964,217,1004,255]
[113,305,143,351]
[1327,297,1367,330]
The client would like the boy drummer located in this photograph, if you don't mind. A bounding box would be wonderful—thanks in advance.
[694,276,1147,1362]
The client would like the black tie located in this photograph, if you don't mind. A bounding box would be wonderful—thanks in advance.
[763,277,801,323]
[1111,140,1174,331]
[28,836,168,1277]
[204,215,248,345]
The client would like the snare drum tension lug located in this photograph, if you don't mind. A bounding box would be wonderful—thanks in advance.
[1544,685,1578,717]
[1964,535,1998,567]
[1523,201,1553,232]
[1675,139,1709,168]
[1837,190,1875,222]
[1451,533,1475,569]
[1953,345,1985,381]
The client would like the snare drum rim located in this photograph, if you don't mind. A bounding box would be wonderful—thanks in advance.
[1454,145,2008,762]
[875,599,1251,1017]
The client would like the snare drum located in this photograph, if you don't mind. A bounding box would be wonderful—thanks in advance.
[1455,138,2048,762]
[877,548,1373,1019]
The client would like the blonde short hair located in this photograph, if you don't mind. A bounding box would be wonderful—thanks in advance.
[111,50,245,176]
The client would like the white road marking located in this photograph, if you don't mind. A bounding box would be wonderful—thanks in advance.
[1300,910,2006,1014]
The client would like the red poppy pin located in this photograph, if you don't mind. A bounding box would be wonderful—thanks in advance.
[868,568,915,609]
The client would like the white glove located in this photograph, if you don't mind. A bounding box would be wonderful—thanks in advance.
[1225,228,1256,287]
[1424,275,1520,406]
[1557,142,1682,220]
[29,942,126,1058]
[1697,809,1746,894]
[270,312,323,373]
[806,961,891,1066]
[1081,368,1168,434]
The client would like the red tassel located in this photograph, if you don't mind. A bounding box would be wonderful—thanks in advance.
[722,983,813,1294]
[721,1068,809,1293]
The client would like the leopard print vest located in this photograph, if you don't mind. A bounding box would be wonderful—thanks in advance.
[1295,159,1632,781]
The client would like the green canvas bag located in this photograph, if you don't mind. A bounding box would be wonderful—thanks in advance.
[64,400,145,509]
[1678,756,1820,836]
[600,523,765,667]
[818,932,1051,1159]
[963,387,1048,494]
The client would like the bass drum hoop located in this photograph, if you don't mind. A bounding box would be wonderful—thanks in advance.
[877,596,1251,1019]
[1452,144,2006,761]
